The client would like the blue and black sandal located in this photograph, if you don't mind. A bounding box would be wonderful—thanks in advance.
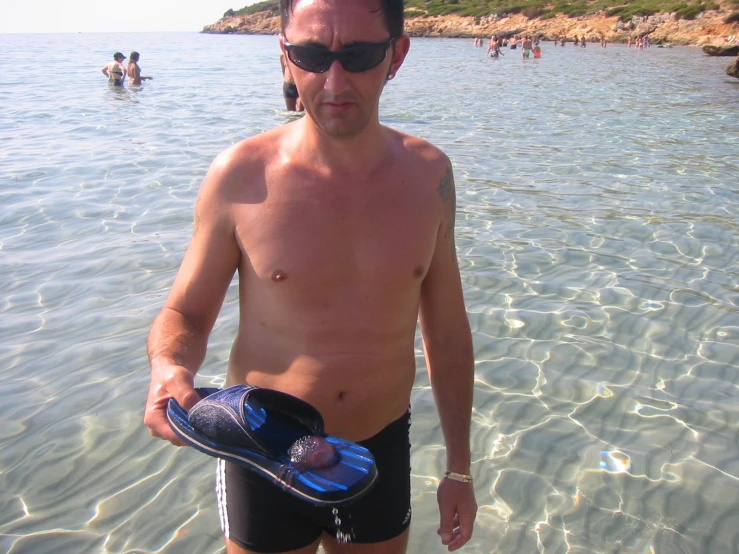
[167,385,378,506]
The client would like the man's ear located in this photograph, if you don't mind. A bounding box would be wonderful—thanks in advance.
[279,35,292,78]
[387,35,410,80]
[279,33,287,56]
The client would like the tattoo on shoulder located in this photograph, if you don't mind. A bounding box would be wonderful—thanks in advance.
[436,162,457,258]
[437,164,453,202]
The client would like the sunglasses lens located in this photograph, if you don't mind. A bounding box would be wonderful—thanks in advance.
[287,45,332,73]
[339,44,389,73]
[285,40,391,74]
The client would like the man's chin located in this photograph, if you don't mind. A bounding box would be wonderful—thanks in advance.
[315,117,369,140]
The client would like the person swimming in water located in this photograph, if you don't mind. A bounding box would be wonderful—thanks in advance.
[102,52,126,86]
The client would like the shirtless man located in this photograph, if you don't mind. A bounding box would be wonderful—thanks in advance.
[521,36,533,58]
[487,35,502,58]
[144,0,477,553]
[127,51,152,85]
[101,52,126,86]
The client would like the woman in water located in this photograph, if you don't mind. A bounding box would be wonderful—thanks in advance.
[127,51,153,85]
[102,52,126,86]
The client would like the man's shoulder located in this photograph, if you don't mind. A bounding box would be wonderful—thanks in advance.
[389,128,450,173]
[201,125,291,196]
[212,126,288,172]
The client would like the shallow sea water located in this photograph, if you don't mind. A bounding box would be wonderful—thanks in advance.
[1,32,738,553]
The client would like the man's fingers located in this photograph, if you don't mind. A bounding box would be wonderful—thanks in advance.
[447,514,475,551]
[148,416,190,446]
[145,387,196,446]
[177,386,201,412]
[160,367,198,412]
[437,504,456,545]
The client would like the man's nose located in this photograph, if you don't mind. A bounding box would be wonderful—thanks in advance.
[324,59,350,94]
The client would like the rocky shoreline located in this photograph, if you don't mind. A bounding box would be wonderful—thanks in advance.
[202,4,739,46]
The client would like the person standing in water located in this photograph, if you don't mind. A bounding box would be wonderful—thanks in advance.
[143,0,477,553]
[280,52,304,112]
[521,36,533,58]
[488,35,502,58]
[127,51,153,85]
[102,52,126,86]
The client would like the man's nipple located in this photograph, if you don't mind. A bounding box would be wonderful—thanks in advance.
[271,270,288,282]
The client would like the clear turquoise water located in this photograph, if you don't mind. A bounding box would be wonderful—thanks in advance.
[1,31,738,553]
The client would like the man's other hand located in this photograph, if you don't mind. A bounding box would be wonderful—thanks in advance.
[437,477,478,551]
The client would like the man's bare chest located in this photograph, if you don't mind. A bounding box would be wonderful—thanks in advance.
[235,183,440,288]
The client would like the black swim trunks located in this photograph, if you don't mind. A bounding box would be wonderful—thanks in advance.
[282,81,299,100]
[216,410,412,552]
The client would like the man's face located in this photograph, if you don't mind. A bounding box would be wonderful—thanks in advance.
[281,0,409,139]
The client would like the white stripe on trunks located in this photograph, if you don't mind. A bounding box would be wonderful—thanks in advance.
[216,459,230,540]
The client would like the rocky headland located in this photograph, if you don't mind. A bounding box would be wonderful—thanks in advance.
[202,4,739,46]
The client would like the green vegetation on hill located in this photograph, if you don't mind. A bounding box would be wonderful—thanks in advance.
[405,0,723,21]
[230,1,280,17]
[224,0,731,23]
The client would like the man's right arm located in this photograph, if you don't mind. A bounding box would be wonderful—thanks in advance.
[144,151,241,444]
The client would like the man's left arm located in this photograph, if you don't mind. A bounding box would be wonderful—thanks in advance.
[419,156,477,552]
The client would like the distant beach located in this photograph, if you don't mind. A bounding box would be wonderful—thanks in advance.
[203,5,739,46]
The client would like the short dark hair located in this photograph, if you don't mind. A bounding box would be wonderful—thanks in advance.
[130,51,140,62]
[280,0,404,39]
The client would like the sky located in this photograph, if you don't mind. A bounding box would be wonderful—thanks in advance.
[0,0,258,34]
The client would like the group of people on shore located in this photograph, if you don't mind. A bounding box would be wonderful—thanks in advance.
[101,51,152,87]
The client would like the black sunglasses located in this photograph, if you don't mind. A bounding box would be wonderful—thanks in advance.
[283,38,394,74]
